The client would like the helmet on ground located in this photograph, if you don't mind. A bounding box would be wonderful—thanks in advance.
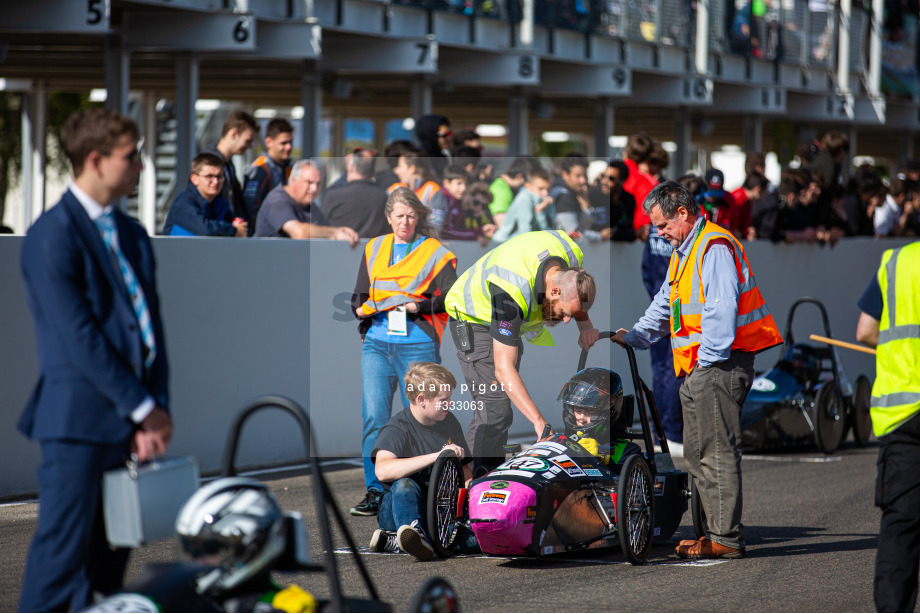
[175,477,286,594]
[558,368,624,442]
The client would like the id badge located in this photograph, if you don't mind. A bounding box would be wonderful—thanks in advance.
[671,298,682,335]
[388,306,408,336]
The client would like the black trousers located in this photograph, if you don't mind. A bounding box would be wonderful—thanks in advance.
[875,411,920,613]
[450,320,522,475]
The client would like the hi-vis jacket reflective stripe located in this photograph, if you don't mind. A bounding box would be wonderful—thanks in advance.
[669,220,782,376]
[871,242,920,436]
[386,180,441,206]
[250,155,291,192]
[358,234,457,342]
[444,230,583,347]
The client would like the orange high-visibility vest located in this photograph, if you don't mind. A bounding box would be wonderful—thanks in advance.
[386,180,441,205]
[668,220,782,376]
[359,234,457,342]
[414,180,441,206]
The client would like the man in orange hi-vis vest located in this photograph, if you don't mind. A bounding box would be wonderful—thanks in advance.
[613,181,782,560]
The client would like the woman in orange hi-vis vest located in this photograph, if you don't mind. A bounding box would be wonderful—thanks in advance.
[613,181,782,561]
[348,187,459,516]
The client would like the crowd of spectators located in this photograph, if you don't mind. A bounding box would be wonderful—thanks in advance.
[160,112,920,247]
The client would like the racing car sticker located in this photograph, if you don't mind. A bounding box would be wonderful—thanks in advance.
[489,481,510,489]
[479,490,509,505]
[498,457,551,472]
[549,454,586,477]
[751,377,777,392]
[584,468,602,477]
[525,441,567,455]
[525,506,537,523]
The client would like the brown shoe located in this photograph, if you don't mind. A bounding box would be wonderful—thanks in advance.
[678,537,707,548]
[675,537,742,559]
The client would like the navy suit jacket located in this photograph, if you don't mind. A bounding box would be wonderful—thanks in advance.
[18,190,169,444]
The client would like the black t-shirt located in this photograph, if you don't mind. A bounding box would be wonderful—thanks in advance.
[487,256,562,346]
[372,408,471,490]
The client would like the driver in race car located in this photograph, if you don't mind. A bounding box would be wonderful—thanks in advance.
[559,368,640,467]
[369,362,479,561]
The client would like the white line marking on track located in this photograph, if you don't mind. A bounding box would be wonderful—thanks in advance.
[334,547,727,566]
[743,454,842,463]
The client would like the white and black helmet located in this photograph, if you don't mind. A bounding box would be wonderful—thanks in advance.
[558,368,624,441]
[175,477,287,594]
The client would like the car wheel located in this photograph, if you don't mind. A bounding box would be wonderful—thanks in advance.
[426,449,462,558]
[409,577,460,613]
[813,380,845,454]
[850,375,873,447]
[617,454,655,565]
[690,475,707,540]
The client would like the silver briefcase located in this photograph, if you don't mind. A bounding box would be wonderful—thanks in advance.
[102,456,200,547]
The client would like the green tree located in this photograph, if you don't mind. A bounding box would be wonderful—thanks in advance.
[0,93,23,230]
[0,92,97,230]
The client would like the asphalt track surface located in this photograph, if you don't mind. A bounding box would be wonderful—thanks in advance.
[0,441,886,613]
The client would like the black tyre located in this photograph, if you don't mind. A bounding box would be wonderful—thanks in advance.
[617,454,654,565]
[813,380,845,454]
[850,375,873,447]
[689,476,707,540]
[426,449,462,558]
[409,577,461,613]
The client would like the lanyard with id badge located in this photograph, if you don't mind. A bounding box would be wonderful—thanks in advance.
[384,237,419,336]
[669,222,705,335]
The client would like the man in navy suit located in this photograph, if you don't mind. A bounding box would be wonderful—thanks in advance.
[18,108,173,612]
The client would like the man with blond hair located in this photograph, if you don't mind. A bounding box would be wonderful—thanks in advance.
[370,362,473,561]
[445,230,599,475]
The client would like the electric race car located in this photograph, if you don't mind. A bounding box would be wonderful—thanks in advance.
[425,333,693,565]
[85,397,458,613]
[741,297,873,454]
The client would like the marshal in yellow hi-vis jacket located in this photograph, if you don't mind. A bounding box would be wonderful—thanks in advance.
[444,230,599,475]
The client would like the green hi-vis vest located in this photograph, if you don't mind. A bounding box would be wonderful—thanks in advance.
[872,241,920,437]
[444,230,583,347]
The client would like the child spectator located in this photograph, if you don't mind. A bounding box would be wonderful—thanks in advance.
[729,172,768,239]
[699,168,738,231]
[441,182,497,245]
[391,149,442,205]
[488,157,530,226]
[427,164,469,231]
[490,166,554,243]
[369,362,475,561]
[162,152,247,237]
[875,177,907,237]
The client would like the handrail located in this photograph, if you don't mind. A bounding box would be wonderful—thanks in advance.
[221,395,382,612]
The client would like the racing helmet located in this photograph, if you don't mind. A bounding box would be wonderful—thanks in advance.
[783,343,821,384]
[558,368,624,442]
[175,477,287,594]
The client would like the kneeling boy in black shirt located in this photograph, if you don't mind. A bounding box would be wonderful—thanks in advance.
[370,362,475,561]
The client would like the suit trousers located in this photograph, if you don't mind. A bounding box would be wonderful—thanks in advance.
[19,439,131,613]
[874,411,920,613]
[680,350,754,551]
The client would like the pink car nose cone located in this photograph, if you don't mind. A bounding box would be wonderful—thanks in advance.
[469,480,537,555]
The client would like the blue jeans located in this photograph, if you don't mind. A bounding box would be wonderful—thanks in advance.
[378,478,426,533]
[361,337,439,492]
[378,478,479,553]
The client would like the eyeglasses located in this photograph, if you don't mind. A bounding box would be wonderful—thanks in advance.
[195,173,224,183]
[437,130,453,139]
